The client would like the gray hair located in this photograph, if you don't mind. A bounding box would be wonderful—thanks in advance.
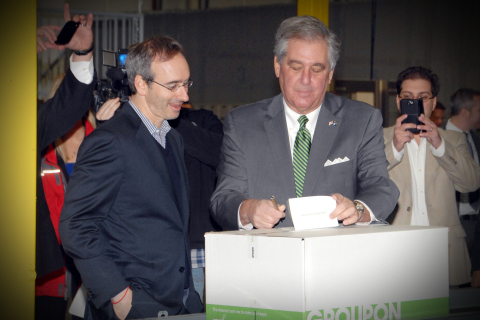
[450,88,480,116]
[274,15,341,71]
[125,35,185,94]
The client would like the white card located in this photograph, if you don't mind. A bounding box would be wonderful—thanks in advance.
[288,196,338,230]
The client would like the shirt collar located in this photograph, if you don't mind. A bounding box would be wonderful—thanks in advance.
[283,98,321,134]
[445,118,463,133]
[129,100,171,147]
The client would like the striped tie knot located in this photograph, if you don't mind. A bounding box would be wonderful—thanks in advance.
[298,115,309,127]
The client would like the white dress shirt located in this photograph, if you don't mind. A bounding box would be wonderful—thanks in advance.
[392,135,445,226]
[284,100,320,161]
[238,98,375,229]
[69,54,94,84]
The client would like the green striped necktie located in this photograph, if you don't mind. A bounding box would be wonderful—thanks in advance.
[293,115,311,197]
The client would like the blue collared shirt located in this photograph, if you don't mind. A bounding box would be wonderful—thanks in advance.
[129,100,171,148]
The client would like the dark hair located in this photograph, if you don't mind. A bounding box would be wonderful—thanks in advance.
[125,36,185,94]
[274,15,341,71]
[395,66,440,97]
[450,88,480,116]
[435,101,446,111]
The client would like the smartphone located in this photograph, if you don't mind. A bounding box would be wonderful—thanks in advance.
[55,20,80,45]
[400,98,424,134]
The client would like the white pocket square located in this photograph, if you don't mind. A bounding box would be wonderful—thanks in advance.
[324,156,350,167]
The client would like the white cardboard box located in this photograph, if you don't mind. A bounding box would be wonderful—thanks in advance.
[205,225,449,320]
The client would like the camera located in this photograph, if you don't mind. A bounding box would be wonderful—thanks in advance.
[400,98,425,134]
[93,49,131,114]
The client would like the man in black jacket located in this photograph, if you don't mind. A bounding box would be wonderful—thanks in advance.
[59,36,204,320]
[169,105,223,303]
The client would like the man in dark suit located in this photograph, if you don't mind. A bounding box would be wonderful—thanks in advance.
[446,88,480,286]
[210,15,399,230]
[168,106,223,303]
[59,36,204,319]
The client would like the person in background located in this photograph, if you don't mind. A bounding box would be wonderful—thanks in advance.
[446,88,480,287]
[168,103,224,304]
[383,66,480,286]
[430,101,446,127]
[36,3,95,320]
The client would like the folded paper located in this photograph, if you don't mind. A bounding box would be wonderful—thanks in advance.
[288,196,338,230]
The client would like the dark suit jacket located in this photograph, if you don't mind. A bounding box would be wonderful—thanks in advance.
[168,108,223,249]
[470,130,480,272]
[211,92,399,230]
[37,68,96,278]
[473,211,480,271]
[462,130,480,210]
[59,103,203,317]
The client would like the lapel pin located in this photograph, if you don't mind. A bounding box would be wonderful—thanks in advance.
[329,121,337,126]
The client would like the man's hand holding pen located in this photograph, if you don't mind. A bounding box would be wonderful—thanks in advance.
[239,198,286,229]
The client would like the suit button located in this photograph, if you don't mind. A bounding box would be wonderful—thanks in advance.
[407,207,411,211]
[87,288,95,298]
[179,267,185,273]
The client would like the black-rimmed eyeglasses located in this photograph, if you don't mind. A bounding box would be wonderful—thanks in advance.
[148,79,193,92]
[399,93,434,102]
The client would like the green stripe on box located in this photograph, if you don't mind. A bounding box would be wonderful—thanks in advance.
[400,297,449,319]
[207,297,449,320]
[206,305,304,320]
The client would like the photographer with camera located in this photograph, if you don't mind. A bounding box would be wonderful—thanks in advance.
[383,66,480,287]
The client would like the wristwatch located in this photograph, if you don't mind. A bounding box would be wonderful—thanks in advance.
[353,201,365,221]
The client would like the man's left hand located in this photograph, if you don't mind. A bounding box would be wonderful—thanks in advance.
[329,193,369,225]
[418,114,442,149]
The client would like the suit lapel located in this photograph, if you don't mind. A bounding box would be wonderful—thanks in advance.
[471,130,480,162]
[398,145,413,197]
[303,93,341,196]
[425,141,438,193]
[167,131,190,226]
[127,106,180,225]
[264,94,297,198]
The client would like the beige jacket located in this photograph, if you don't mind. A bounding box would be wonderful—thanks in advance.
[384,126,480,285]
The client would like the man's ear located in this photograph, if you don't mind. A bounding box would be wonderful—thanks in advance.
[134,75,148,96]
[274,56,281,78]
[460,107,470,118]
[328,69,334,84]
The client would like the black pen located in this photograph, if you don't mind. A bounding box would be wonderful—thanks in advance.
[271,196,279,210]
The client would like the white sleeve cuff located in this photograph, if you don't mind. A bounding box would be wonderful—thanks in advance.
[238,201,253,230]
[392,140,404,162]
[430,137,445,157]
[69,54,94,84]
